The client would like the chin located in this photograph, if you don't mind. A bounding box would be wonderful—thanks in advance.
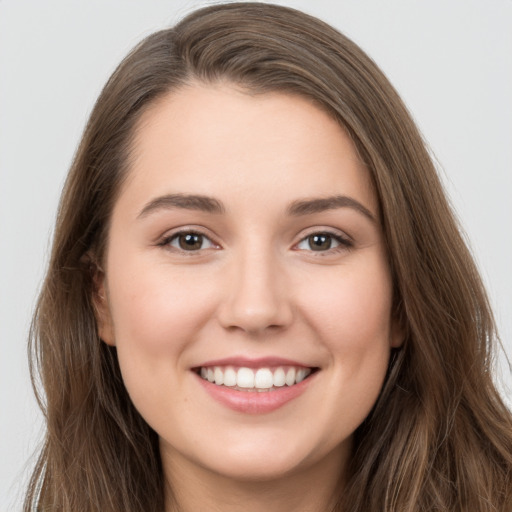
[207,453,310,482]
[190,431,346,483]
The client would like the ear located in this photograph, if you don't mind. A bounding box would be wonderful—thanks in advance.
[390,318,405,348]
[389,299,406,349]
[91,265,116,346]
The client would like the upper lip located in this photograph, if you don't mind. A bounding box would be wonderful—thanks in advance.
[193,356,315,369]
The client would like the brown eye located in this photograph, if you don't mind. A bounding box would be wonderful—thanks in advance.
[296,231,351,253]
[163,231,215,252]
[178,233,204,250]
[307,234,333,251]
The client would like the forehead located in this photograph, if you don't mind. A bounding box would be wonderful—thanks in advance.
[119,83,376,217]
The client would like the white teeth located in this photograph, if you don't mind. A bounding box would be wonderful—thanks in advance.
[285,367,296,386]
[199,365,313,389]
[214,367,224,385]
[273,367,286,387]
[254,368,273,389]
[223,366,237,387]
[237,367,255,388]
[296,368,308,383]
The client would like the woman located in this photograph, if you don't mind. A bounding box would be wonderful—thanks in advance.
[25,3,512,511]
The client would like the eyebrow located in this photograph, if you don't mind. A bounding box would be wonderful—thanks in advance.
[137,193,375,222]
[138,193,225,218]
[287,195,376,222]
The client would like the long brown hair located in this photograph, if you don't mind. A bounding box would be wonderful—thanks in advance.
[26,3,512,511]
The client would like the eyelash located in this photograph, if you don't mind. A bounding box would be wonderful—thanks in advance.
[157,229,353,255]
[295,231,353,254]
[158,230,218,254]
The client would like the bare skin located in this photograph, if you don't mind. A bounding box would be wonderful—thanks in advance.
[164,442,346,512]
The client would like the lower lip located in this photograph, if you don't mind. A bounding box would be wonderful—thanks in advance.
[195,372,316,414]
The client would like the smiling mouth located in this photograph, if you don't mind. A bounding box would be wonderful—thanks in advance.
[194,365,318,392]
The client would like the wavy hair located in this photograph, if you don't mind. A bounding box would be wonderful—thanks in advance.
[25,3,512,511]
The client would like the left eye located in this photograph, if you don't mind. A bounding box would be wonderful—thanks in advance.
[296,233,347,252]
[166,232,215,251]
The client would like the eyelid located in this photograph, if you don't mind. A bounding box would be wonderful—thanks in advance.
[157,226,221,252]
[155,225,353,254]
[295,226,353,242]
[293,227,353,253]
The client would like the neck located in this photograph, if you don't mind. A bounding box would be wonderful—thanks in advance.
[162,445,348,512]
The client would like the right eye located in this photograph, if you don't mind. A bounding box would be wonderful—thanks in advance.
[162,231,216,252]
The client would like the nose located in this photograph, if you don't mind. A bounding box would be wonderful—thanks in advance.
[217,249,293,336]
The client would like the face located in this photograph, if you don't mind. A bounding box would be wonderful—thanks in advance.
[96,83,402,485]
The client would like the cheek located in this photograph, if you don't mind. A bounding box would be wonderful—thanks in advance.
[303,258,394,350]
[104,258,220,425]
[299,256,394,409]
[108,260,214,346]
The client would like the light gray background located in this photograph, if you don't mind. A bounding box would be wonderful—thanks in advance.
[1,1,511,509]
